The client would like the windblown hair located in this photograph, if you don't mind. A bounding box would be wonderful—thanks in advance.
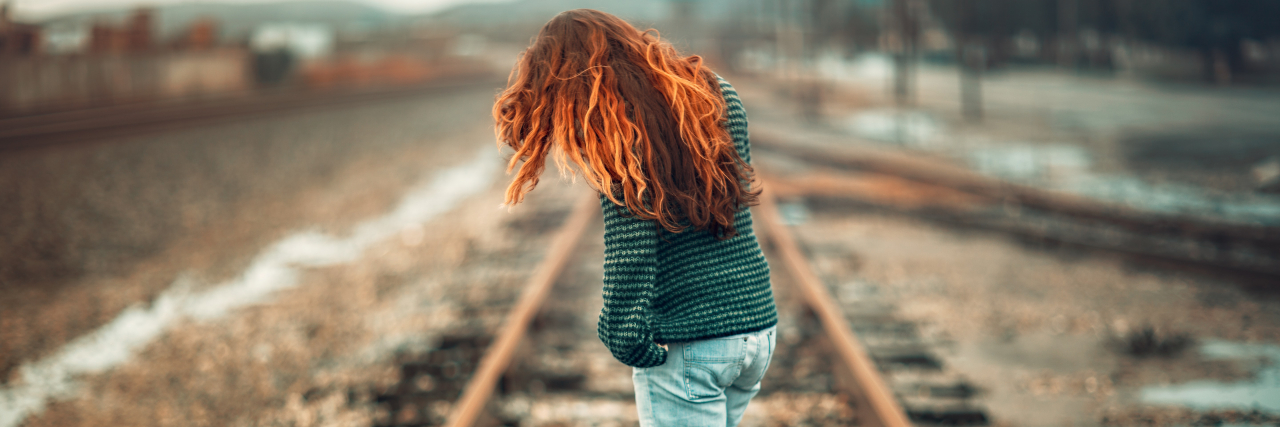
[494,9,759,238]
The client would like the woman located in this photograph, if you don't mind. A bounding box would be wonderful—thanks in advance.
[493,9,777,426]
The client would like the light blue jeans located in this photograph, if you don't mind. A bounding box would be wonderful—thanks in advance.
[633,325,777,427]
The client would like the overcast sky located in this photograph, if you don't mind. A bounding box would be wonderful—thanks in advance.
[10,0,511,18]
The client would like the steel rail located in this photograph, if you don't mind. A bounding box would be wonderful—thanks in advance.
[0,75,503,152]
[768,169,1280,279]
[444,185,911,427]
[755,185,913,427]
[753,138,1280,249]
[443,193,598,427]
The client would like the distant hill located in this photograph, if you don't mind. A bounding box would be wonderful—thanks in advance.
[37,0,404,42]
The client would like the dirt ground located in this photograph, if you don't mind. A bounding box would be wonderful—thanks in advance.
[0,81,501,387]
[14,130,583,426]
[786,200,1280,426]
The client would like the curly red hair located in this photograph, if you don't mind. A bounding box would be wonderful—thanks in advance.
[494,9,759,238]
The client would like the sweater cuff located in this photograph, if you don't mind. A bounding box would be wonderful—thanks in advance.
[622,341,669,368]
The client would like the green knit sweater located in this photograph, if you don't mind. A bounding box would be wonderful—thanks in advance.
[597,76,777,368]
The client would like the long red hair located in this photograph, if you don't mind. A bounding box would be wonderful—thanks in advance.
[494,9,759,238]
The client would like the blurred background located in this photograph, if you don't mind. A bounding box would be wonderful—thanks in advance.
[1,0,1279,426]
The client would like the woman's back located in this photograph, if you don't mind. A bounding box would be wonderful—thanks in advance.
[597,77,776,367]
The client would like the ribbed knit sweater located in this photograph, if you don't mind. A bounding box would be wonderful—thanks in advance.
[597,76,777,368]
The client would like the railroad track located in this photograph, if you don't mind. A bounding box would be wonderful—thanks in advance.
[365,146,1279,425]
[364,187,984,427]
[0,74,502,153]
[754,140,1280,283]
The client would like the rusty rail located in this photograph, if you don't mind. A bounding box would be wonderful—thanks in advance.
[0,75,502,152]
[767,168,1280,279]
[443,193,598,427]
[754,137,1280,250]
[754,187,913,427]
[444,187,910,427]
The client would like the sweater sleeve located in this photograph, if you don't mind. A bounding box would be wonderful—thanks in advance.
[597,194,668,368]
[716,76,752,165]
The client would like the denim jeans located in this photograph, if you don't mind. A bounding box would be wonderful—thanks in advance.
[633,325,777,427]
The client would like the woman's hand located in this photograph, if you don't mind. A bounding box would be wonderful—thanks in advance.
[658,343,668,351]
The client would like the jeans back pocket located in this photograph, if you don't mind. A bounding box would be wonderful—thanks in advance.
[682,337,745,399]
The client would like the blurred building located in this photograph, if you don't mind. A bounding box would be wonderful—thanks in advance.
[174,17,218,51]
[0,7,251,116]
[250,23,334,59]
[0,2,40,55]
[249,23,334,85]
[0,1,500,116]
[88,7,154,53]
[291,22,492,89]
